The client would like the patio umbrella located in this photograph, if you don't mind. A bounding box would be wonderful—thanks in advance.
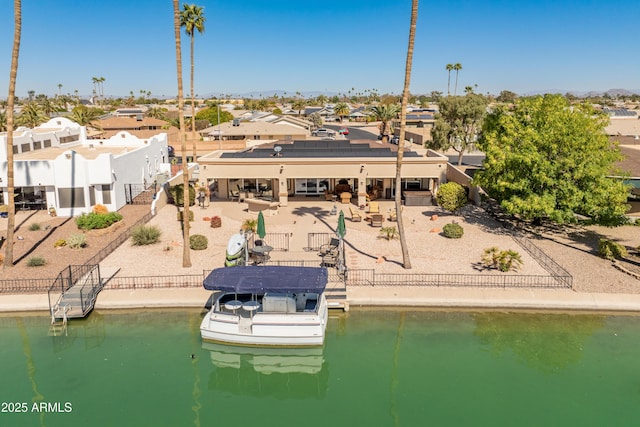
[336,210,346,239]
[257,211,266,239]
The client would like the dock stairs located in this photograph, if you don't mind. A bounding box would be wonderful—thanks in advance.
[48,265,119,335]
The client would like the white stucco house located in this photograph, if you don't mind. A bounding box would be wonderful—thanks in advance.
[0,117,169,216]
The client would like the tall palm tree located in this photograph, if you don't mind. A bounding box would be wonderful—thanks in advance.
[98,76,105,105]
[4,0,21,268]
[453,63,462,96]
[394,0,418,270]
[333,102,350,122]
[445,63,453,96]
[57,83,62,97]
[181,3,206,160]
[370,104,400,143]
[174,0,191,267]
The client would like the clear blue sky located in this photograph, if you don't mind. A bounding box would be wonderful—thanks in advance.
[1,0,638,99]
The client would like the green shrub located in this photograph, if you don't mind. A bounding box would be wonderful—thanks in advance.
[189,234,208,250]
[436,182,468,212]
[177,210,195,221]
[75,212,123,230]
[54,239,66,248]
[482,247,523,272]
[443,222,464,238]
[598,239,627,260]
[67,233,87,249]
[171,184,196,207]
[27,256,46,267]
[28,223,41,231]
[131,225,161,246]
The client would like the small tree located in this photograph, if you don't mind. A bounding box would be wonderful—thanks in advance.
[436,182,468,212]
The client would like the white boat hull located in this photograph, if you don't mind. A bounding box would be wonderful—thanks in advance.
[200,294,328,347]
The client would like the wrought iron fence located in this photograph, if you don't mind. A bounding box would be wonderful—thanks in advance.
[262,232,290,252]
[125,183,156,205]
[511,233,573,288]
[0,278,55,294]
[104,274,204,290]
[307,232,335,251]
[345,269,569,288]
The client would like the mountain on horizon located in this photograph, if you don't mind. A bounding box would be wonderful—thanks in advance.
[523,88,640,97]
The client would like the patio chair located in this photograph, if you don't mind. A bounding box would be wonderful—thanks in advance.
[340,192,352,204]
[370,213,384,227]
[368,201,380,213]
[349,207,362,222]
[229,189,239,202]
[388,206,402,221]
[319,238,340,267]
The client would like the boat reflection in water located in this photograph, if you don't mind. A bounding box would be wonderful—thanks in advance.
[203,342,329,399]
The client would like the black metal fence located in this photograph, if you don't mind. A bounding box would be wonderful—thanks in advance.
[262,233,290,252]
[511,233,573,288]
[0,278,55,294]
[125,184,156,205]
[104,274,205,290]
[307,232,334,251]
[345,269,569,288]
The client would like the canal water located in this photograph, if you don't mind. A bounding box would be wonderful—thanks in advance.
[1,309,638,426]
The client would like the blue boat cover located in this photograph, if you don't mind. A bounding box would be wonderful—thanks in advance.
[203,266,328,294]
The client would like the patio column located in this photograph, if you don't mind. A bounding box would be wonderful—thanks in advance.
[277,176,288,206]
[357,165,367,207]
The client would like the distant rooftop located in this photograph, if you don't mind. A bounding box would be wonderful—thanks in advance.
[220,140,420,159]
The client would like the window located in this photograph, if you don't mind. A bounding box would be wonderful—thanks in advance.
[102,184,112,204]
[33,141,42,150]
[21,143,31,153]
[58,187,86,208]
[43,139,51,148]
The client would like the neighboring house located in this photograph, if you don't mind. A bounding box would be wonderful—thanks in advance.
[199,121,308,147]
[0,117,169,216]
[197,139,448,207]
[114,107,147,118]
[392,111,436,145]
[95,116,179,146]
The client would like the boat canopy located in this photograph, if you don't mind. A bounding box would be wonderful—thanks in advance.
[203,266,328,294]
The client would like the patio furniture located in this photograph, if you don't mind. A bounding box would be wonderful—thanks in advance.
[324,190,334,201]
[368,202,380,213]
[318,238,340,267]
[370,213,384,227]
[349,207,362,222]
[229,189,240,202]
[403,190,433,206]
[340,192,352,204]
[388,206,402,221]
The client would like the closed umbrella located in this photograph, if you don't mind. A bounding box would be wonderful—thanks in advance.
[336,210,346,273]
[336,210,346,239]
[257,211,266,239]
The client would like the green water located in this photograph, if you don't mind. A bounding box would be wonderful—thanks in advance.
[1,309,639,427]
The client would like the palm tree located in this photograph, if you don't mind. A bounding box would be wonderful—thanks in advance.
[370,104,400,142]
[57,83,62,97]
[333,102,350,122]
[68,105,101,128]
[394,0,418,270]
[180,3,206,159]
[98,77,105,105]
[445,63,453,96]
[4,0,21,269]
[146,106,168,120]
[292,98,306,117]
[173,0,191,268]
[453,63,462,96]
[16,102,47,128]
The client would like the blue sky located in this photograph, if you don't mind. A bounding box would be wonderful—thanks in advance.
[1,0,638,99]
